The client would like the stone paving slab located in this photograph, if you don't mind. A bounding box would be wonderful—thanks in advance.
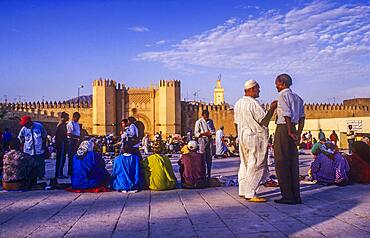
[0,154,369,238]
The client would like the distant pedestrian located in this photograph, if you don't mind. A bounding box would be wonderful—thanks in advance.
[142,134,150,155]
[55,112,69,178]
[347,125,356,154]
[215,126,227,158]
[126,116,142,158]
[194,110,215,178]
[318,129,325,141]
[329,130,339,146]
[67,112,81,176]
[18,116,48,180]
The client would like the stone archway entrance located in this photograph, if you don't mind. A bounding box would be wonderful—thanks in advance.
[134,113,152,135]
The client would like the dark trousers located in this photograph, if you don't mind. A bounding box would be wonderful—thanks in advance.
[348,139,355,154]
[68,139,79,176]
[274,124,300,201]
[203,142,213,178]
[55,142,67,177]
[32,154,45,178]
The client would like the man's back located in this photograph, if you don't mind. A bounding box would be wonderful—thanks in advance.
[178,152,206,188]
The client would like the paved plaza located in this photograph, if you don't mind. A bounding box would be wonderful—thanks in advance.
[0,153,369,238]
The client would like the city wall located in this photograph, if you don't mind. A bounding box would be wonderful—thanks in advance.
[1,99,369,149]
[0,101,93,134]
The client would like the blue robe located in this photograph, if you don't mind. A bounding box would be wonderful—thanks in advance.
[111,153,142,191]
[71,151,110,189]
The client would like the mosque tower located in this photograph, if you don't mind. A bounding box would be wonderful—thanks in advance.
[213,74,225,105]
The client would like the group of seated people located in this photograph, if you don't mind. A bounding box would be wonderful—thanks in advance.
[309,140,370,185]
[70,139,208,192]
[1,136,209,192]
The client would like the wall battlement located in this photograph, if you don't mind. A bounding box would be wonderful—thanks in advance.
[93,78,116,87]
[0,101,92,110]
[181,102,369,115]
[159,80,180,88]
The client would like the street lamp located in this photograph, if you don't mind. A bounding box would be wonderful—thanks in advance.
[77,85,84,112]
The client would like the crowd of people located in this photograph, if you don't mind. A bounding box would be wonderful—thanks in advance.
[0,73,369,206]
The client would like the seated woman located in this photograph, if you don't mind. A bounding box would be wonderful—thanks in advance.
[2,138,38,190]
[178,141,207,189]
[310,141,349,185]
[71,140,110,190]
[141,146,177,191]
[345,141,370,184]
[111,144,142,193]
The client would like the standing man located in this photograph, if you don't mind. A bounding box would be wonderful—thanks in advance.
[194,110,216,178]
[126,116,142,158]
[318,129,326,141]
[274,74,305,205]
[55,112,69,179]
[18,116,48,180]
[67,112,81,176]
[347,125,355,154]
[215,126,227,158]
[142,133,150,155]
[329,130,339,146]
[234,80,277,202]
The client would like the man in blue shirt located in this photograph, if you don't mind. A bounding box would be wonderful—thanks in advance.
[18,116,48,180]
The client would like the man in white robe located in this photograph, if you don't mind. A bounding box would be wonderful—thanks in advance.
[215,126,227,158]
[234,80,277,202]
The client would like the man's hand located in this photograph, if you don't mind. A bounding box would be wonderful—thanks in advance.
[288,131,299,142]
[204,131,212,137]
[270,100,278,110]
[296,134,302,146]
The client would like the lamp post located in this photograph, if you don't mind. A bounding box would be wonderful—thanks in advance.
[77,85,84,112]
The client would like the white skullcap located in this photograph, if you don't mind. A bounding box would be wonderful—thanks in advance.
[187,140,198,150]
[244,80,258,89]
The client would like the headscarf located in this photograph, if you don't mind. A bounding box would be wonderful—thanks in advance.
[187,140,198,151]
[77,140,94,158]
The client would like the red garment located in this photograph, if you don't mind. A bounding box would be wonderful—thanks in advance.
[329,133,338,145]
[178,152,207,188]
[346,154,370,184]
[65,186,111,193]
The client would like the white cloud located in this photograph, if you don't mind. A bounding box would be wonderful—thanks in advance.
[155,40,166,45]
[128,26,149,32]
[136,1,370,82]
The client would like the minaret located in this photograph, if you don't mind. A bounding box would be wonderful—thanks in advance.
[214,75,225,105]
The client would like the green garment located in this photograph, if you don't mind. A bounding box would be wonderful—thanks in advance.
[141,153,177,190]
[311,142,322,155]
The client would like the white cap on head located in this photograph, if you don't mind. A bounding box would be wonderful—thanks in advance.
[244,80,257,90]
[187,140,198,150]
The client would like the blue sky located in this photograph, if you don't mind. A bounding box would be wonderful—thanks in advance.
[1,0,369,105]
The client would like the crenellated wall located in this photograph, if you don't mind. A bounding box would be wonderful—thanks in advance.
[181,102,236,136]
[181,101,370,144]
[1,101,93,134]
[1,80,369,148]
